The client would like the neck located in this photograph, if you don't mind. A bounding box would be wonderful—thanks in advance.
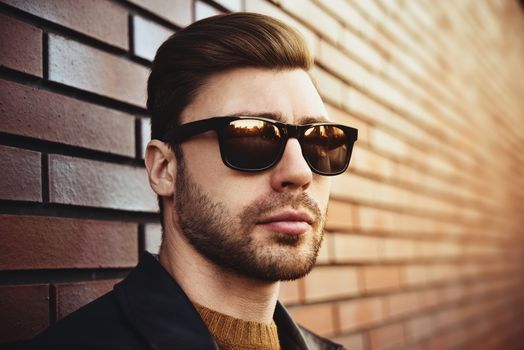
[159,220,280,324]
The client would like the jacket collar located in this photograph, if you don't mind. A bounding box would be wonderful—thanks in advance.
[113,252,313,350]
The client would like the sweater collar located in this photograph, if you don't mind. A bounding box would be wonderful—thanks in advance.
[113,252,312,350]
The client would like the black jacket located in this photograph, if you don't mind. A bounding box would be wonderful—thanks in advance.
[26,252,344,350]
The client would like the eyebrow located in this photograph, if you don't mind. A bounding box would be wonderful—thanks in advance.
[229,112,330,124]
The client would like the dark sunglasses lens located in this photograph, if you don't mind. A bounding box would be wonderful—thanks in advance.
[302,125,350,174]
[221,120,282,170]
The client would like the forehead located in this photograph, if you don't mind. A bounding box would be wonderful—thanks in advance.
[180,67,329,124]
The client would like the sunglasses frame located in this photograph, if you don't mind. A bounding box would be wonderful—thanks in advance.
[169,116,358,176]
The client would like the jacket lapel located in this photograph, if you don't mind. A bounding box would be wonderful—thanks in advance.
[274,302,311,349]
[113,252,218,350]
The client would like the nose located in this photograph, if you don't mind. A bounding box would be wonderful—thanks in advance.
[269,138,313,192]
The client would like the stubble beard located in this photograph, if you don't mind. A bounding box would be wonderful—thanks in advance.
[173,159,326,282]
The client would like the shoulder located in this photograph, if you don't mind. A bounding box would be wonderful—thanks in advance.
[25,292,146,350]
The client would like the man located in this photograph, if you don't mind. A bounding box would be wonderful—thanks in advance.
[27,13,357,350]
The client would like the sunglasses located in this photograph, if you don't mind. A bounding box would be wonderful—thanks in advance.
[169,116,358,176]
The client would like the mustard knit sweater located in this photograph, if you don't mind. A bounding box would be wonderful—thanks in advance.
[194,303,281,350]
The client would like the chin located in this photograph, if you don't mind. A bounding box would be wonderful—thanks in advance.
[245,242,320,282]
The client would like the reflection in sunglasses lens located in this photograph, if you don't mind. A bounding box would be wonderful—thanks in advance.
[222,120,282,170]
[303,126,348,174]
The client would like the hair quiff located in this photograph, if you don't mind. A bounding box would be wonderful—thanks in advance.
[147,12,313,143]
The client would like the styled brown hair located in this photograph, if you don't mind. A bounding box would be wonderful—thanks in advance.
[147,12,313,143]
[146,12,313,223]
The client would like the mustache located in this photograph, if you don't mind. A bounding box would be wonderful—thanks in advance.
[239,192,323,226]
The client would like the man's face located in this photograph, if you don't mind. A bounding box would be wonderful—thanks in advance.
[172,67,331,281]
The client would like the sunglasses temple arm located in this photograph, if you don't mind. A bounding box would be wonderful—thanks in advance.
[171,118,227,143]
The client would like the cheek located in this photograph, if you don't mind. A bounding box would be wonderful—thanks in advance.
[214,176,268,208]
[181,139,224,181]
[183,150,267,210]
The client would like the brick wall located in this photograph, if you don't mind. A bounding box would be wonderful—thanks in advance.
[1,0,523,349]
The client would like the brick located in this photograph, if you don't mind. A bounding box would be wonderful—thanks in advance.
[461,262,481,279]
[144,222,162,254]
[362,266,401,293]
[331,333,365,350]
[304,266,359,301]
[288,303,337,336]
[213,0,242,11]
[343,86,403,130]
[425,154,455,177]
[128,0,192,27]
[435,308,462,330]
[55,279,120,320]
[401,265,432,287]
[423,334,447,350]
[0,215,138,269]
[370,63,412,109]
[316,233,332,264]
[380,16,421,59]
[405,316,433,341]
[318,40,369,87]
[440,284,466,304]
[132,16,174,61]
[280,0,341,43]
[341,28,384,71]
[369,128,409,158]
[0,145,41,202]
[396,164,425,187]
[363,20,394,58]
[0,14,42,77]
[419,288,441,308]
[467,281,487,299]
[3,0,128,49]
[195,1,223,21]
[350,0,386,24]
[331,173,381,204]
[403,1,434,29]
[358,206,394,232]
[351,145,395,179]
[318,0,369,36]
[0,79,135,157]
[244,0,319,55]
[396,213,437,235]
[48,154,157,212]
[326,200,355,231]
[382,61,425,102]
[436,327,468,349]
[370,82,425,126]
[459,303,482,324]
[0,284,49,342]
[309,66,345,106]
[48,34,149,107]
[430,264,459,283]
[384,292,421,319]
[381,238,416,261]
[338,297,383,332]
[404,344,424,350]
[367,322,406,350]
[332,233,380,263]
[278,279,302,305]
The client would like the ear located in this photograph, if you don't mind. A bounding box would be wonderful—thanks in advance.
[145,140,177,197]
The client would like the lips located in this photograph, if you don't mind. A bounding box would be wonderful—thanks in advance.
[257,210,314,235]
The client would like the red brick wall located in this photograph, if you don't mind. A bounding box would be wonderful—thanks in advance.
[1,0,524,349]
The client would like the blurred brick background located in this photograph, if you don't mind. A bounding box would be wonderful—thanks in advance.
[1,0,524,349]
